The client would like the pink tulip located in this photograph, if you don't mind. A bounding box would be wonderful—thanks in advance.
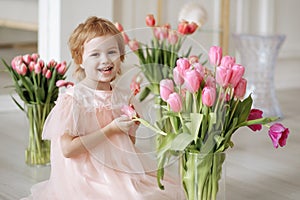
[268,123,290,148]
[121,104,137,119]
[160,79,174,101]
[193,63,205,78]
[22,54,32,65]
[11,56,23,70]
[220,55,236,68]
[168,30,178,45]
[183,69,202,93]
[154,27,168,40]
[42,66,48,75]
[45,69,52,79]
[34,63,42,74]
[128,40,139,52]
[208,46,222,66]
[216,66,232,88]
[247,109,263,131]
[31,53,39,62]
[122,32,130,44]
[176,58,190,76]
[234,78,247,99]
[173,67,184,86]
[145,14,156,27]
[167,92,182,112]
[205,75,216,88]
[28,62,35,72]
[16,63,27,75]
[230,64,245,88]
[202,86,216,107]
[48,59,57,68]
[114,22,124,32]
[57,61,67,75]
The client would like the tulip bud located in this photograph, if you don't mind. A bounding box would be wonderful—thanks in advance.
[34,63,42,74]
[216,66,232,88]
[160,79,174,101]
[176,58,190,76]
[187,22,198,34]
[220,55,236,68]
[183,69,202,93]
[31,53,39,62]
[22,54,32,65]
[11,56,23,70]
[230,64,245,88]
[28,62,35,72]
[208,46,222,66]
[168,30,178,45]
[177,20,189,34]
[114,22,124,32]
[128,40,139,52]
[45,69,52,79]
[173,67,184,86]
[122,32,130,44]
[234,78,247,99]
[202,86,216,107]
[145,14,156,27]
[167,92,182,112]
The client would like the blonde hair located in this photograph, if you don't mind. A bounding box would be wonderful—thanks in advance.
[68,16,125,81]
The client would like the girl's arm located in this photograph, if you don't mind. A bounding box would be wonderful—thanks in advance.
[60,116,134,158]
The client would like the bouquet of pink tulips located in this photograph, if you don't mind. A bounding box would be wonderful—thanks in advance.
[115,14,199,101]
[123,45,290,200]
[2,54,72,165]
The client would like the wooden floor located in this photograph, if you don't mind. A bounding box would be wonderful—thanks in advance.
[0,88,300,200]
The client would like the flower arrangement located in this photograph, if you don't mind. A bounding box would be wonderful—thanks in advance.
[2,54,73,165]
[115,14,199,101]
[122,45,290,200]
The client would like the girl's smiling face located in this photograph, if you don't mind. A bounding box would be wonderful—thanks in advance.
[81,35,121,89]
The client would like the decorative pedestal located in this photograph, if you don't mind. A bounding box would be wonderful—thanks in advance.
[233,34,285,118]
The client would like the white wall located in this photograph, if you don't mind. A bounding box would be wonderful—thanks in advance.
[0,0,299,89]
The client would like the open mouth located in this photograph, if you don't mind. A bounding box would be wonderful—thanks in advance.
[99,66,113,72]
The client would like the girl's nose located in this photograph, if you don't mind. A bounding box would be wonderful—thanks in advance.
[100,53,110,64]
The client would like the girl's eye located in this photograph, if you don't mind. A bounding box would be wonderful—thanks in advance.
[91,53,100,57]
[108,50,117,54]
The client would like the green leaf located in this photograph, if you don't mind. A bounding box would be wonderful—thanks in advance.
[190,113,203,143]
[171,132,194,151]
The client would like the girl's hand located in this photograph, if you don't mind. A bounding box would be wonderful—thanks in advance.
[111,115,135,133]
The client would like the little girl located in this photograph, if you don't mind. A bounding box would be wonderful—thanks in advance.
[22,16,183,200]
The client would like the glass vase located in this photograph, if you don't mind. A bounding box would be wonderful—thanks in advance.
[180,152,226,200]
[233,34,286,118]
[25,103,54,166]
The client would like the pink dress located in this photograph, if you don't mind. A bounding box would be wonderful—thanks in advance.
[22,84,184,200]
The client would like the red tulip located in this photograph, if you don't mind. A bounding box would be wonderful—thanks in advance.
[268,123,290,148]
[145,14,156,27]
[247,109,263,131]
